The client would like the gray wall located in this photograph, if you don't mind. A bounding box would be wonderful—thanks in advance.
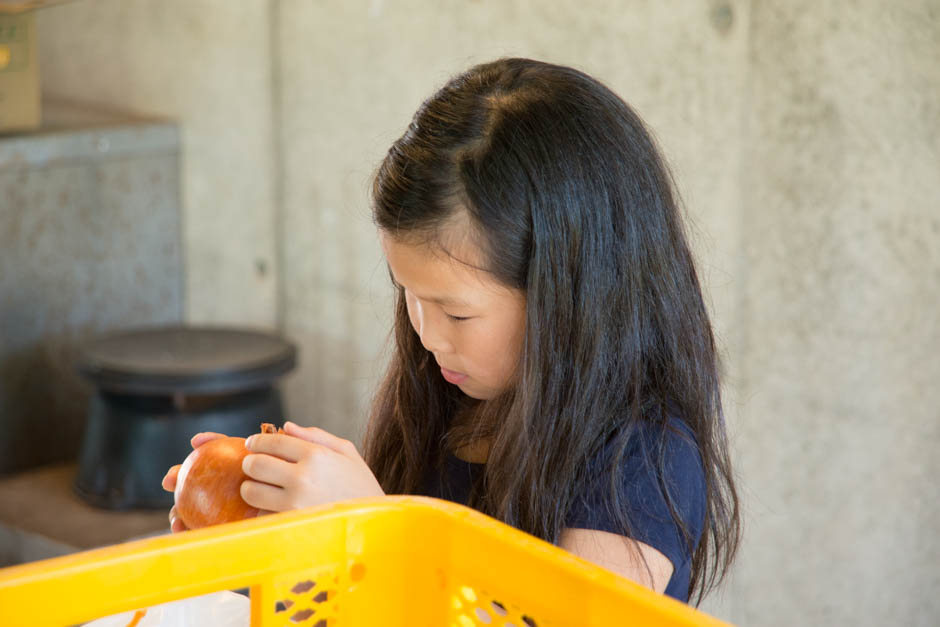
[34,1,940,625]
[35,0,280,328]
[735,2,940,624]
[0,102,183,473]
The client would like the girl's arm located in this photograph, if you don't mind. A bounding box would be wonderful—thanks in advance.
[559,528,674,594]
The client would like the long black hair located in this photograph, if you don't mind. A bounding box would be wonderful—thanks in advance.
[365,58,739,603]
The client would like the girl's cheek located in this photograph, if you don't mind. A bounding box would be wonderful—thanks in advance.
[404,292,419,332]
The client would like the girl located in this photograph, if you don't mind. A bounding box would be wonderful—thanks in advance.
[164,57,740,605]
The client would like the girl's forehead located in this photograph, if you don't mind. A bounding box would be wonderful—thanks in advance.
[379,230,504,297]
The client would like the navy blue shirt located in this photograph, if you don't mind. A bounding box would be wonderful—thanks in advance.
[417,419,706,602]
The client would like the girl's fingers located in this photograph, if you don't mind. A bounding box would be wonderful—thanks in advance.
[242,453,296,487]
[191,432,226,448]
[162,465,180,492]
[282,421,356,456]
[245,432,319,463]
[168,506,188,533]
[240,480,289,512]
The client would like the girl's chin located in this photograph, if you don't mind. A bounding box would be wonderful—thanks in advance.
[458,383,498,401]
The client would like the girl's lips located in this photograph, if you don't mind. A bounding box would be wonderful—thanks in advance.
[440,366,469,385]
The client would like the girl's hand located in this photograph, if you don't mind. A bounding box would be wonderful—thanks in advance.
[161,431,226,533]
[240,421,385,511]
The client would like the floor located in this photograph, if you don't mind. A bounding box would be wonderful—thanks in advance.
[0,464,170,567]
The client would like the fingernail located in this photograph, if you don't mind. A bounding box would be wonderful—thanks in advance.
[245,436,254,449]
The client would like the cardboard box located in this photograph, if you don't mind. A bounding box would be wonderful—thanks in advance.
[0,9,39,132]
[0,2,71,133]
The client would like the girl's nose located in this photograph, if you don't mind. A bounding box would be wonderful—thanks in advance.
[418,317,454,355]
[411,300,453,354]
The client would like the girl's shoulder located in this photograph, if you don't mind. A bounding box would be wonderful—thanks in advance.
[591,410,703,482]
[630,413,704,510]
[569,411,707,566]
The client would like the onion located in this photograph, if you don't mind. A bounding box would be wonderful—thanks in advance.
[174,423,280,529]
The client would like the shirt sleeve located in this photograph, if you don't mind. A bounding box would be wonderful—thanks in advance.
[564,420,707,576]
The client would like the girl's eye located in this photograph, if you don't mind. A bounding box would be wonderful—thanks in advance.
[446,314,471,322]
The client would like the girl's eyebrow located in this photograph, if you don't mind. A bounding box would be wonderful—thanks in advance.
[425,293,473,307]
[387,266,473,308]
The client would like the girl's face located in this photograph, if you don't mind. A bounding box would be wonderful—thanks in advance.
[380,231,526,400]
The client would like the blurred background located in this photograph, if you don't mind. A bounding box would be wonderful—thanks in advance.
[0,1,938,625]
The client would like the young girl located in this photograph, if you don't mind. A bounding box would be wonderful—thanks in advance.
[164,57,740,605]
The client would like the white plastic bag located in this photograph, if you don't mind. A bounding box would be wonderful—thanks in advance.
[84,590,250,627]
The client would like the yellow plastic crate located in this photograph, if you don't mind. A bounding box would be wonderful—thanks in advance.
[0,496,731,626]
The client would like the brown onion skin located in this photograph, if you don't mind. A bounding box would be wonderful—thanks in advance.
[173,436,259,529]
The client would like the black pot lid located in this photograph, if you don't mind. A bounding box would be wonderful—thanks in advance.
[77,326,297,394]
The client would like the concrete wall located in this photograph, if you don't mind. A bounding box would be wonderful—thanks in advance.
[733,1,940,624]
[37,0,279,328]
[0,103,183,473]
[33,1,940,625]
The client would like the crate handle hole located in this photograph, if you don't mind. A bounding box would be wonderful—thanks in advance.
[291,580,316,594]
[460,585,477,602]
[290,608,315,623]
